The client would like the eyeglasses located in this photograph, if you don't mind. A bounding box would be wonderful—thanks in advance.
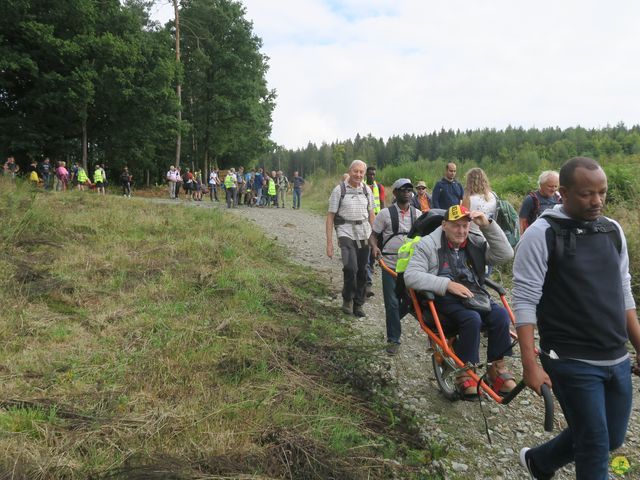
[416,186,426,190]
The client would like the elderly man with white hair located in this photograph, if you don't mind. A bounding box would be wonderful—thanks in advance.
[326,160,375,317]
[519,170,561,234]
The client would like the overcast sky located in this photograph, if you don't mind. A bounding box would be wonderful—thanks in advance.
[151,1,640,150]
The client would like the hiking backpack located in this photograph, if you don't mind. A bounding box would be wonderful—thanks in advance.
[492,192,520,248]
[333,181,370,226]
[544,216,622,262]
[527,191,561,226]
[377,204,418,255]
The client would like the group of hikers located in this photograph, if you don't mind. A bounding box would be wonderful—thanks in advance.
[326,158,640,480]
[3,155,133,197]
[166,165,305,209]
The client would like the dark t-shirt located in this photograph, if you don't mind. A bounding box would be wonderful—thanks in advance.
[519,191,560,223]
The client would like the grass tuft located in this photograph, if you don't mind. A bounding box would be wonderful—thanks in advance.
[0,178,439,479]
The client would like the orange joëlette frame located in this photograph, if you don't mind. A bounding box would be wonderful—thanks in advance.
[378,258,518,404]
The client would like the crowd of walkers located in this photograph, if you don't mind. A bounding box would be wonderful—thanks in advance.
[3,155,133,197]
[327,157,640,480]
[165,165,305,209]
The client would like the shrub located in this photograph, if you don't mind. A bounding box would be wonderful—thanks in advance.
[604,165,638,204]
[492,173,535,197]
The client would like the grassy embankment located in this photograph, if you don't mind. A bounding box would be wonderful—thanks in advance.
[0,180,443,479]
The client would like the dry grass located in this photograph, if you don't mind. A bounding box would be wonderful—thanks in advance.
[0,179,437,479]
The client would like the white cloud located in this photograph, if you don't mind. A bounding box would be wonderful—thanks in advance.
[153,0,640,148]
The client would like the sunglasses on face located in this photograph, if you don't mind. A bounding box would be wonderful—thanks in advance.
[416,186,426,190]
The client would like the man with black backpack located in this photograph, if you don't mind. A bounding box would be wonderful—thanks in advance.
[326,160,375,317]
[518,170,560,234]
[369,178,421,355]
[513,157,640,480]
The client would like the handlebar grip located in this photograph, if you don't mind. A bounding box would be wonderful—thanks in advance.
[501,379,526,405]
[483,277,506,295]
[541,383,554,432]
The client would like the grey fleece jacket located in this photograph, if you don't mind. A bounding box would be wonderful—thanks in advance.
[512,206,635,329]
[404,219,514,295]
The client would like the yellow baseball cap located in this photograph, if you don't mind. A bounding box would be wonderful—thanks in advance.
[444,205,471,221]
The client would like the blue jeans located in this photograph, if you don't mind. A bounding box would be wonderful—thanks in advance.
[382,269,408,344]
[527,356,632,480]
[434,298,512,364]
[293,188,302,208]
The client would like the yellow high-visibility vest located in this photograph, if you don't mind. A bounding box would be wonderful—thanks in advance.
[224,174,235,188]
[395,236,422,273]
[370,182,381,214]
[78,168,88,183]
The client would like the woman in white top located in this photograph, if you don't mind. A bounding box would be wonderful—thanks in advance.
[462,168,497,234]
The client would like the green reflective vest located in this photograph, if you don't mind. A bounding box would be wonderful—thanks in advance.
[78,168,88,183]
[93,168,103,183]
[370,182,381,214]
[267,178,276,195]
[224,173,235,188]
[395,236,423,273]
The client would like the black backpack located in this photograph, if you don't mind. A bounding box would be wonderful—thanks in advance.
[377,204,419,255]
[544,216,621,263]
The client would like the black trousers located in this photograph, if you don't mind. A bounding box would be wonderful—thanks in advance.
[338,237,370,307]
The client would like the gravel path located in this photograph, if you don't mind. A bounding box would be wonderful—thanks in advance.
[157,197,640,479]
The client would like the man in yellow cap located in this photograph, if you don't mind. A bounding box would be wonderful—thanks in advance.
[404,205,515,399]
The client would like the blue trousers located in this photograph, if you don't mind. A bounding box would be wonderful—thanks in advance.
[382,269,409,344]
[527,356,632,480]
[434,298,512,364]
[293,188,302,208]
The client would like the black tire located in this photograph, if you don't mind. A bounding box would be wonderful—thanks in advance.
[432,351,459,401]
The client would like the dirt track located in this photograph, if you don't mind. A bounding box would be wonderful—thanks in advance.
[158,197,640,479]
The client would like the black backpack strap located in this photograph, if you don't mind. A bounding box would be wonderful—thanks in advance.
[380,205,401,254]
[593,217,622,254]
[544,216,622,264]
[334,182,347,226]
[545,216,569,259]
[528,191,540,225]
[380,205,419,254]
[390,204,399,236]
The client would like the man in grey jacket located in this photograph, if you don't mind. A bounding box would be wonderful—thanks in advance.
[404,205,515,398]
[513,157,640,480]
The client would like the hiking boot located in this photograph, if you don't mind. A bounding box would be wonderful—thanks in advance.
[353,305,366,317]
[341,300,352,315]
[385,342,400,355]
[365,285,374,297]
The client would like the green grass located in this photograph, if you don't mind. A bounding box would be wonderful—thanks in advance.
[0,179,441,479]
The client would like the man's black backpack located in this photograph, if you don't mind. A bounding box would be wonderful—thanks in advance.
[544,216,622,263]
[376,204,419,255]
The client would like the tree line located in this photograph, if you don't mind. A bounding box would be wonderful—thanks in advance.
[0,0,274,184]
[262,124,640,180]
